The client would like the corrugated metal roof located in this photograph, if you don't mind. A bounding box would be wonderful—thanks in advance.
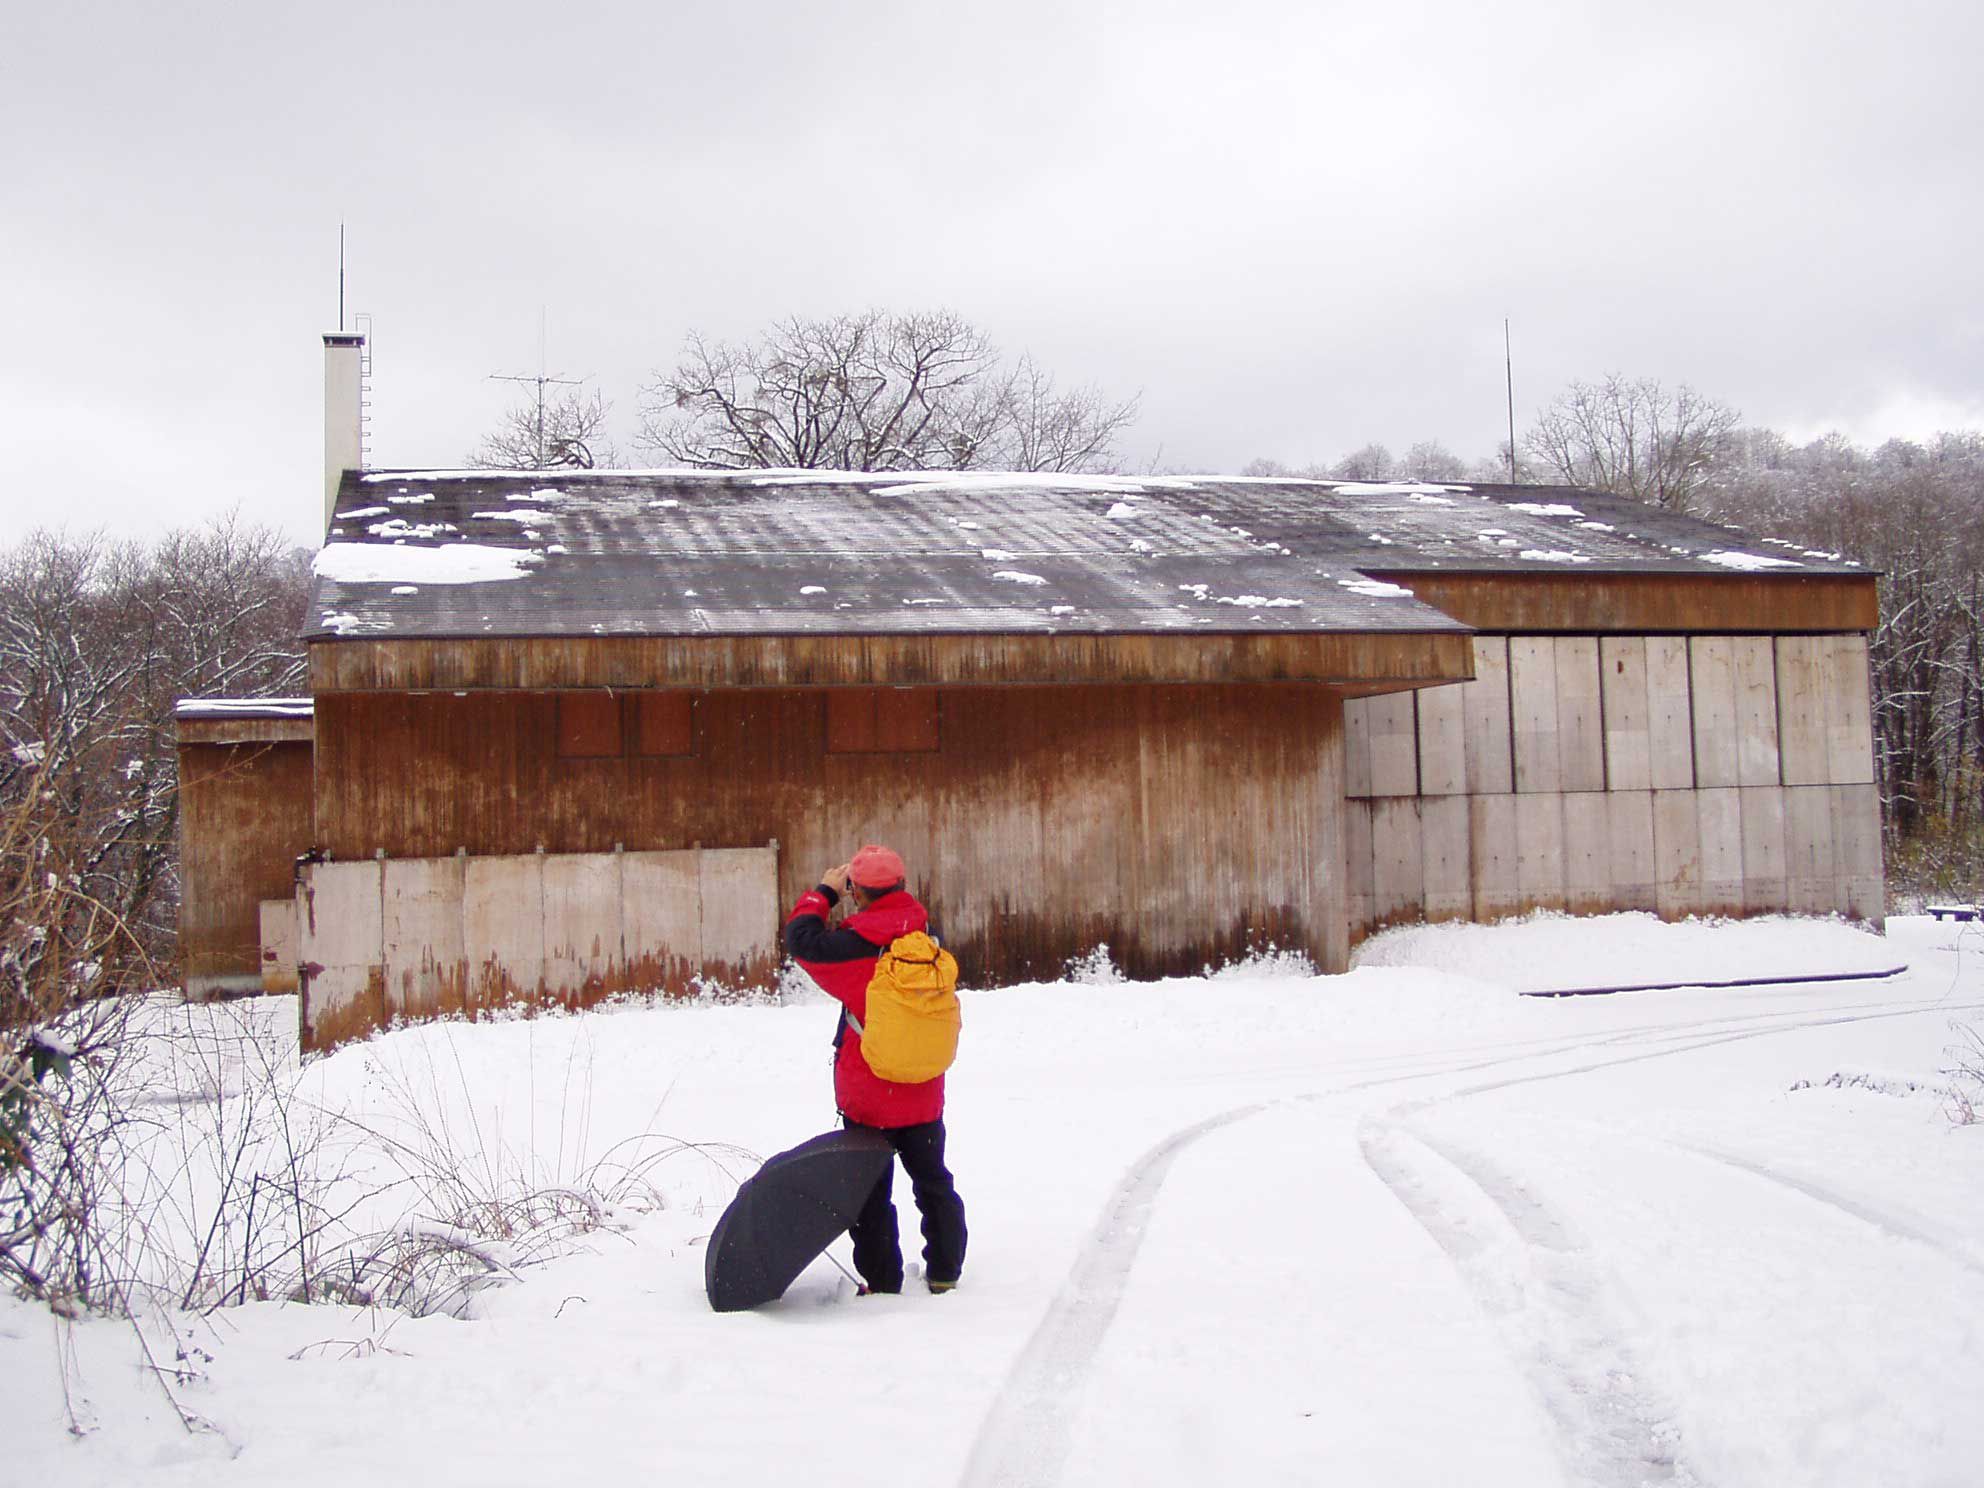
[305,470,1861,642]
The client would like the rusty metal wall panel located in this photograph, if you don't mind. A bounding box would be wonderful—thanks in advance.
[1776,637,1829,786]
[1561,793,1610,912]
[178,739,316,996]
[1740,786,1788,913]
[1599,637,1651,792]
[1510,639,1562,793]
[623,851,702,995]
[544,853,622,999]
[1825,636,1876,786]
[1415,682,1467,796]
[1653,789,1704,919]
[316,683,1348,986]
[382,858,466,1022]
[258,900,297,994]
[1463,637,1515,795]
[1554,637,1605,792]
[1604,791,1657,911]
[1784,785,1839,914]
[698,847,780,989]
[1646,637,1696,790]
[1419,796,1471,920]
[1515,791,1566,911]
[1697,786,1745,915]
[297,861,383,1052]
[1468,794,1522,922]
[1690,637,1739,788]
[466,856,544,1005]
[1732,637,1782,787]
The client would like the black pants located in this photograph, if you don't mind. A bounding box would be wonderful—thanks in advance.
[845,1117,967,1291]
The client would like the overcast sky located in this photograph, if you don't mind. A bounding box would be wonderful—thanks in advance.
[6,0,1979,546]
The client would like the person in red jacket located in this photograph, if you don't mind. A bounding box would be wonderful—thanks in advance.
[785,843,967,1295]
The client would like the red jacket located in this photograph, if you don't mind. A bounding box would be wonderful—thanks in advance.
[784,885,945,1128]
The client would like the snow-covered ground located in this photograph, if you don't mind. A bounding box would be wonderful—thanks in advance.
[6,913,1982,1487]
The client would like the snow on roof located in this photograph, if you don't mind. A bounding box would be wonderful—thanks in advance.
[306,469,1864,643]
[174,697,315,718]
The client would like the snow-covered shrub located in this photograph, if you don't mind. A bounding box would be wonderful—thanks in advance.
[1065,945,1124,985]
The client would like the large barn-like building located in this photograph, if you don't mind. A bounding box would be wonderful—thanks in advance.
[179,459,1881,1051]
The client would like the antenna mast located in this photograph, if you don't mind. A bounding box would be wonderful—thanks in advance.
[1504,318,1518,483]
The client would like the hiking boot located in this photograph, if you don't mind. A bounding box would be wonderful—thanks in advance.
[856,1283,900,1297]
[927,1278,958,1295]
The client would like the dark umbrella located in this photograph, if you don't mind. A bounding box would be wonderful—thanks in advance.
[705,1127,897,1312]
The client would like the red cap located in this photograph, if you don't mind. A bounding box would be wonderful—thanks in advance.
[848,843,907,889]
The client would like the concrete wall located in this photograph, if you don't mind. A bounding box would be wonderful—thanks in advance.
[294,844,779,1051]
[1344,633,1882,941]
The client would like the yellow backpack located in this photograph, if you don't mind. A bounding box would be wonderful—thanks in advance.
[849,931,961,1084]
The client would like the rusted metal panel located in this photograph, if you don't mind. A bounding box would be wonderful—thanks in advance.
[544,853,622,999]
[1740,786,1789,913]
[1514,791,1566,911]
[1689,637,1739,788]
[382,858,467,1023]
[1599,637,1651,792]
[1463,637,1514,794]
[1832,783,1884,924]
[1697,786,1745,915]
[1561,794,1610,912]
[178,739,316,997]
[297,861,383,1052]
[1776,636,1829,786]
[1419,796,1470,921]
[1554,637,1604,792]
[1732,636,1782,787]
[1783,785,1839,914]
[1652,789,1704,920]
[258,900,297,994]
[1344,799,1375,942]
[1366,694,1418,798]
[1646,637,1695,790]
[1468,795,1522,922]
[1360,572,1878,634]
[1415,681,1467,796]
[1343,696,1374,798]
[1510,639,1561,793]
[311,630,1477,693]
[466,856,545,1006]
[314,682,1349,987]
[622,851,703,996]
[1825,636,1876,786]
[1371,798,1424,929]
[1604,791,1657,912]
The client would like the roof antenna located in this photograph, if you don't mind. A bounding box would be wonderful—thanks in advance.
[1504,317,1517,483]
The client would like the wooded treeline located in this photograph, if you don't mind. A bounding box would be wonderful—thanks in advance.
[1,519,309,1018]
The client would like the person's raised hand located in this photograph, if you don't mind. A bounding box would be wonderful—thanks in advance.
[822,863,852,896]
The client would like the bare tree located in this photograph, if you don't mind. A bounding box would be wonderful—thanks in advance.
[1524,374,1740,513]
[1400,440,1469,482]
[638,310,1137,473]
[1330,443,1397,482]
[470,386,618,470]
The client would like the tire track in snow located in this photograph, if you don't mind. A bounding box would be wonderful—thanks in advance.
[1360,1122,1702,1487]
[956,1101,1267,1488]
[958,996,1979,1486]
[1663,1140,1984,1280]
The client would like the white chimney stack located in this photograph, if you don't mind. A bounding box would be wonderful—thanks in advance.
[323,331,366,532]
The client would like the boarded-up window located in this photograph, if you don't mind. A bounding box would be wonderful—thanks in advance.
[635,693,695,756]
[826,689,940,753]
[557,693,622,758]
